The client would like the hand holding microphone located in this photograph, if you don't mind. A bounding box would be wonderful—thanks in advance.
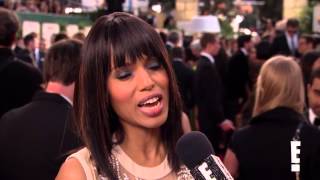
[176,131,234,180]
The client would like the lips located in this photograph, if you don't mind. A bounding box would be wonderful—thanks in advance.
[138,94,164,117]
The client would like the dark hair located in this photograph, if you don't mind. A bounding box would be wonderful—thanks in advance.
[310,68,320,85]
[167,31,180,45]
[44,39,82,85]
[53,33,69,43]
[172,47,185,60]
[0,8,19,46]
[286,18,299,28]
[159,31,167,44]
[74,12,183,178]
[200,33,217,49]
[23,33,35,46]
[300,51,320,85]
[72,32,86,42]
[256,40,271,60]
[300,34,316,48]
[237,35,252,48]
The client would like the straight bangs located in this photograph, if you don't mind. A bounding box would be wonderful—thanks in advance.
[106,15,168,70]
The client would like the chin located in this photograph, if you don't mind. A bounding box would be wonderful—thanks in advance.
[140,111,168,129]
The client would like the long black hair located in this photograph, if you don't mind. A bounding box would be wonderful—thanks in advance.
[74,12,183,178]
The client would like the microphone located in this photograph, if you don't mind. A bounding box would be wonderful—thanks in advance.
[176,131,234,180]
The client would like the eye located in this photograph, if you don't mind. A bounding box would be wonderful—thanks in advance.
[114,68,132,80]
[146,59,162,70]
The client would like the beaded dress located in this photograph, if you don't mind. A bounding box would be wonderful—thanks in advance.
[66,146,194,180]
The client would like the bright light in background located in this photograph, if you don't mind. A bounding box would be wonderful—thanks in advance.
[251,31,258,37]
[217,14,226,21]
[65,7,83,14]
[239,28,251,35]
[151,4,162,13]
[73,8,82,13]
[65,7,73,14]
[234,15,244,24]
[231,15,244,33]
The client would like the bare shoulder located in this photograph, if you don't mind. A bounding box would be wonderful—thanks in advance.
[55,158,87,180]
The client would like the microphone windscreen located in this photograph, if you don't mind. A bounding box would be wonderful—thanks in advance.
[175,131,214,169]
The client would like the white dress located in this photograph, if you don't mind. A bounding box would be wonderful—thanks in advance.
[66,146,194,180]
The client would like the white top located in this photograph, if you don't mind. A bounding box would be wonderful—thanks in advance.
[66,146,193,180]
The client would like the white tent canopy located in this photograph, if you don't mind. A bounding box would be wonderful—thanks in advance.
[179,15,221,34]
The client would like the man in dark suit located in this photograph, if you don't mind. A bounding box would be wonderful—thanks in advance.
[226,35,252,121]
[272,18,300,57]
[34,38,46,72]
[194,33,234,154]
[15,33,36,65]
[0,8,42,118]
[171,47,194,116]
[165,31,180,58]
[0,39,83,180]
[307,68,320,129]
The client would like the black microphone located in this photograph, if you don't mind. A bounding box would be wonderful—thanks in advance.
[176,131,234,180]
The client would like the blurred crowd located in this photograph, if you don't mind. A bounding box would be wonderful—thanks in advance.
[1,6,320,180]
[2,0,70,14]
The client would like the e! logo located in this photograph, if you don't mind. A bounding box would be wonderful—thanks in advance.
[291,140,301,172]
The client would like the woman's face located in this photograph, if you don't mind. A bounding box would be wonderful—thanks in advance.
[107,57,169,130]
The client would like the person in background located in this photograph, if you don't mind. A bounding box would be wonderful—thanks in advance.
[186,39,201,70]
[16,32,36,65]
[272,18,300,57]
[0,8,42,118]
[224,55,320,180]
[171,47,194,117]
[34,37,46,71]
[166,30,180,57]
[194,33,234,156]
[72,32,86,42]
[53,32,69,44]
[300,51,320,88]
[298,35,316,57]
[56,12,193,179]
[307,68,320,129]
[226,35,253,122]
[0,39,83,180]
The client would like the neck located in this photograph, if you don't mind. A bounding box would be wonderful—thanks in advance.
[45,81,74,102]
[119,126,165,167]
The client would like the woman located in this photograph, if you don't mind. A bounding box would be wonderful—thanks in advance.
[224,55,320,180]
[56,12,192,179]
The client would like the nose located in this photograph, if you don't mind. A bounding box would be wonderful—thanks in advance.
[137,66,155,91]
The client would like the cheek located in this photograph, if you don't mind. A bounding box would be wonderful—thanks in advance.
[107,80,134,110]
[157,71,169,92]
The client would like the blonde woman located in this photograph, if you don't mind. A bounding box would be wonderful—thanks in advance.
[224,56,320,180]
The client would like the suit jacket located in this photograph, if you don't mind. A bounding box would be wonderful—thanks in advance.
[0,48,42,118]
[272,33,299,57]
[194,55,224,146]
[226,50,250,101]
[0,91,82,180]
[172,59,195,113]
[15,48,34,65]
